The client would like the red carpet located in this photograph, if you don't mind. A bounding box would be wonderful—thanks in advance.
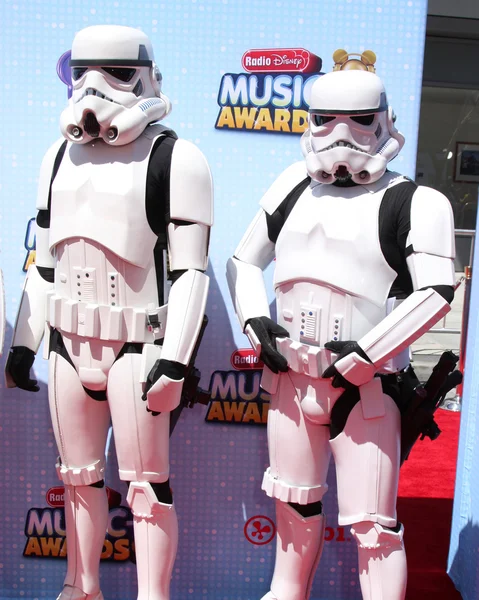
[398,409,462,600]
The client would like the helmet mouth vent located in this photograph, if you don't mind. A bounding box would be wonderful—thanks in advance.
[84,112,101,138]
[334,165,352,182]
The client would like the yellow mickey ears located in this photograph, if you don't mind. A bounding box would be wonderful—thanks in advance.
[332,49,377,72]
[361,50,377,68]
[333,49,349,66]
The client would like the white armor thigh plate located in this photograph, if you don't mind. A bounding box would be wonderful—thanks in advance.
[48,239,166,344]
[108,352,170,483]
[262,369,335,504]
[273,177,398,308]
[49,128,164,268]
[51,340,170,483]
[330,379,401,527]
[48,352,111,481]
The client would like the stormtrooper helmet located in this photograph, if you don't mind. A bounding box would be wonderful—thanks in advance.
[301,70,405,184]
[60,25,171,146]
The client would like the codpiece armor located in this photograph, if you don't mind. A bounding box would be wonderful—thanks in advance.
[6,25,213,600]
[227,69,455,600]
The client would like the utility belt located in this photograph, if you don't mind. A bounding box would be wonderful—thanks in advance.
[45,291,167,343]
[275,337,337,378]
[276,337,409,379]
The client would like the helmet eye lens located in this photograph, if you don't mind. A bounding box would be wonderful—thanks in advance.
[312,115,336,127]
[72,67,88,80]
[102,67,137,82]
[350,114,375,126]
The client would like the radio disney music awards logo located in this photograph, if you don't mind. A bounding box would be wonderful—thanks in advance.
[205,349,270,425]
[23,486,135,561]
[215,47,322,134]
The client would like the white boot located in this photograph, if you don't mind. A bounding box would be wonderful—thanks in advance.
[127,482,179,600]
[56,585,104,600]
[262,500,325,600]
[351,522,407,600]
[62,484,108,596]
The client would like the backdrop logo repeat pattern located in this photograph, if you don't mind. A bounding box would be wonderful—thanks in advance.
[241,48,322,74]
[244,515,276,545]
[215,47,323,134]
[23,487,134,562]
[230,348,264,370]
[1,1,428,597]
[205,369,270,424]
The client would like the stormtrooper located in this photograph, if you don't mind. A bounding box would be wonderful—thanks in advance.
[6,25,213,600]
[227,69,455,599]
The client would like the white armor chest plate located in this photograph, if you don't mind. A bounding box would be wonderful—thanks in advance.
[50,128,163,268]
[274,176,399,305]
[274,174,405,352]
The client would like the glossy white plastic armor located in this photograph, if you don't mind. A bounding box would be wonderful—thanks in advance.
[37,138,68,210]
[60,26,171,146]
[57,586,104,600]
[62,484,108,596]
[301,71,405,185]
[8,26,212,600]
[50,125,167,267]
[127,483,178,600]
[228,72,455,598]
[351,522,407,600]
[8,265,53,357]
[272,173,403,308]
[6,181,56,364]
[331,379,401,527]
[260,501,326,600]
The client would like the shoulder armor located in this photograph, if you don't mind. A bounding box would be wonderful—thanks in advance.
[169,139,213,226]
[36,138,68,210]
[260,161,309,215]
[409,186,455,259]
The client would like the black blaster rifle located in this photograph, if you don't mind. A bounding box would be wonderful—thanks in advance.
[169,315,211,436]
[400,350,463,464]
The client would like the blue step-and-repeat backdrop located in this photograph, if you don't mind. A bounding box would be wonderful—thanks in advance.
[0,1,427,598]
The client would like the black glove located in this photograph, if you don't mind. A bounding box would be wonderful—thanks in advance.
[5,346,40,392]
[245,316,289,374]
[322,340,372,390]
[142,359,186,416]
